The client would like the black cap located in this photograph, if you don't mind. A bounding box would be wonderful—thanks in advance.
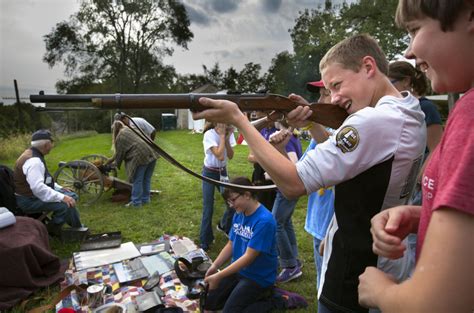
[32,129,53,142]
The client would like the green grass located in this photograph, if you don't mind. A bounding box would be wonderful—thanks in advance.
[1,130,316,312]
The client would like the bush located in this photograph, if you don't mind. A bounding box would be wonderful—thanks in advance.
[0,133,31,160]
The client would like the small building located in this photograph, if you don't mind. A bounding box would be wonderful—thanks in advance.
[176,84,219,132]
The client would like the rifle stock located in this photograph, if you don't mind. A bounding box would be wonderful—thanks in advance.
[30,93,348,129]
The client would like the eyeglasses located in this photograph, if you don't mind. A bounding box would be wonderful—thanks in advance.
[226,194,242,205]
[390,78,399,84]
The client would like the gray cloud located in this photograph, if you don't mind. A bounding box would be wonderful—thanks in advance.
[262,0,282,13]
[183,4,212,25]
[1,0,354,92]
[209,0,239,13]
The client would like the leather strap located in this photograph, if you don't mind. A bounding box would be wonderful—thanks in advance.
[126,117,278,192]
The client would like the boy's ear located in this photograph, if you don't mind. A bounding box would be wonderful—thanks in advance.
[361,56,377,78]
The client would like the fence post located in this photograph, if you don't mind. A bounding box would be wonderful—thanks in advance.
[14,79,23,131]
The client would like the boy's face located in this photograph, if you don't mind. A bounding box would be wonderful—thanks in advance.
[405,12,474,93]
[322,63,372,114]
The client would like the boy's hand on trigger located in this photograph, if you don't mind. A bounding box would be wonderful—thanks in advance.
[286,94,313,128]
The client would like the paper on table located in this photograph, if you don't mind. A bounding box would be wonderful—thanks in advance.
[140,252,175,275]
[73,242,141,271]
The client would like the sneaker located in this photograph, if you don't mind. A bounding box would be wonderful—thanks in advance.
[276,266,302,283]
[125,201,141,207]
[216,223,229,238]
[274,287,308,309]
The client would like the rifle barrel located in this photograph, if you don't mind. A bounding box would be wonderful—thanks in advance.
[30,92,348,129]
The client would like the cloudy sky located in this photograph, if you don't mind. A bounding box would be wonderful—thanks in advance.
[1,0,336,97]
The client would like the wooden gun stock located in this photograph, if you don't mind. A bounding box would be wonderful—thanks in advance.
[30,92,348,129]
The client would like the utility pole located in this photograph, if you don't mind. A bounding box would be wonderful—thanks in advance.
[14,79,23,131]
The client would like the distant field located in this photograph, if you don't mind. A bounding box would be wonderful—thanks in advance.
[1,130,316,312]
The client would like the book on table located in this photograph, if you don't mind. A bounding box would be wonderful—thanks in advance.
[73,241,141,271]
[113,258,149,283]
[140,251,175,275]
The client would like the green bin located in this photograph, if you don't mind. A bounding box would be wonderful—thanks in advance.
[161,113,177,131]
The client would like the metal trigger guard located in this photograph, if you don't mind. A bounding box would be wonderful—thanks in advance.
[266,111,285,123]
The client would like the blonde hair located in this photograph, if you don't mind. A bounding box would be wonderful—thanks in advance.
[320,34,388,75]
[111,120,126,147]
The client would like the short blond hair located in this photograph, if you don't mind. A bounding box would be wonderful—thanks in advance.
[320,34,388,75]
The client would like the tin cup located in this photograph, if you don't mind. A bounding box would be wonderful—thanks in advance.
[87,284,105,309]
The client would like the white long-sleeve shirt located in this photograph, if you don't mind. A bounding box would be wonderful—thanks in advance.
[22,157,64,202]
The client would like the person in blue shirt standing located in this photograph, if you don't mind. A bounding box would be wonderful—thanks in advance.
[204,176,278,312]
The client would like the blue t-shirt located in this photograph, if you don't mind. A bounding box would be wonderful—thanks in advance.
[229,204,278,287]
[260,127,278,140]
[420,97,442,156]
[419,97,442,126]
[301,139,335,240]
[285,134,303,159]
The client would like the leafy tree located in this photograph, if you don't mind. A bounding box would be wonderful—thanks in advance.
[222,67,239,92]
[264,52,298,96]
[202,63,224,88]
[44,0,193,93]
[265,0,408,99]
[338,0,408,61]
[0,103,52,138]
[236,63,264,93]
[174,74,210,93]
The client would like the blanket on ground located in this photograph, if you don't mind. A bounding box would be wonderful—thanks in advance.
[0,216,64,310]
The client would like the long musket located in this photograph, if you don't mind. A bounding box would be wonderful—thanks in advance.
[30,92,348,129]
[30,92,348,191]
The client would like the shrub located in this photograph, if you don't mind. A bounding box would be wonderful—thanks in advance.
[0,133,31,160]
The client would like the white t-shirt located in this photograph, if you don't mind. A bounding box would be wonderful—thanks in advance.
[130,117,155,138]
[203,128,236,168]
[296,92,426,311]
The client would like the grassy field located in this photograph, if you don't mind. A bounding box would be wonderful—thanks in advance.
[1,130,317,312]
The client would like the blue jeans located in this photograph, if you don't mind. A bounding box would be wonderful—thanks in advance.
[205,273,273,313]
[200,166,234,247]
[313,237,323,290]
[131,160,156,206]
[272,192,299,268]
[16,192,82,227]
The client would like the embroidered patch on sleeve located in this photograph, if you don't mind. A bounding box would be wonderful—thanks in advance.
[335,126,360,153]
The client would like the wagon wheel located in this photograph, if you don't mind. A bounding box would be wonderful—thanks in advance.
[54,160,104,205]
[81,154,118,177]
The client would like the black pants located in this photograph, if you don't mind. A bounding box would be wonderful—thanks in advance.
[204,274,273,313]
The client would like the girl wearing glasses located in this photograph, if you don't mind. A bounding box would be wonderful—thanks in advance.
[203,176,278,312]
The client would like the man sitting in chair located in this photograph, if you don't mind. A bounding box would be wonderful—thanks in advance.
[13,130,85,236]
